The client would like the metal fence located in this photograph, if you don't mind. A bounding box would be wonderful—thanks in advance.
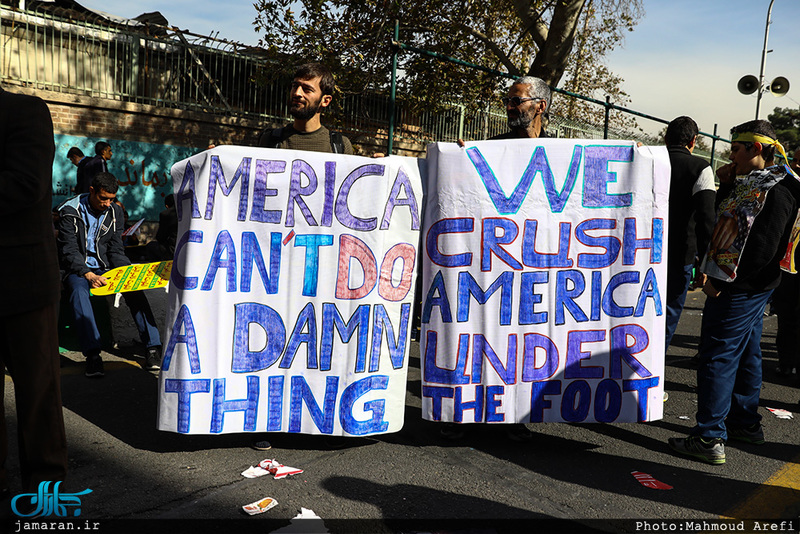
[0,4,285,120]
[0,4,731,166]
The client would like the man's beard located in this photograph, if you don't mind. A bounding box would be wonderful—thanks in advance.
[290,98,322,121]
[507,110,533,130]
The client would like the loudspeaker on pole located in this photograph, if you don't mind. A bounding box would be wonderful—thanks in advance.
[769,76,790,96]
[738,75,760,95]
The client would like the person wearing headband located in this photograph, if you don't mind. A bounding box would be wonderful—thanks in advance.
[669,119,799,465]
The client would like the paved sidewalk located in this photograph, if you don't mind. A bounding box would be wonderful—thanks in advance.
[2,289,799,533]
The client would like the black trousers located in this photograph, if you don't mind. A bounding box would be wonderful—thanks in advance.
[0,300,68,493]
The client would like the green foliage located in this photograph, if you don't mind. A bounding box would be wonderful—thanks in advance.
[252,0,643,128]
[768,106,800,153]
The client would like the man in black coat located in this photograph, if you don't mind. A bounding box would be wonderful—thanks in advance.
[664,116,716,350]
[82,141,112,185]
[0,87,68,498]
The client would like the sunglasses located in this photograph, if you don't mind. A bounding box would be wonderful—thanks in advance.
[501,96,543,107]
[500,96,544,108]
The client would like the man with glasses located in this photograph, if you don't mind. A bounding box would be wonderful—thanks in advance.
[492,76,551,140]
[444,75,552,443]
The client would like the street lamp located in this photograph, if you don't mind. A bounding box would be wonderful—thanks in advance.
[736,0,790,119]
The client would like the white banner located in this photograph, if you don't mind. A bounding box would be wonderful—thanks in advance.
[157,146,424,435]
[421,140,669,424]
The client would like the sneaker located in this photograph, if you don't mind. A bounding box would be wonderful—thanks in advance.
[251,439,272,451]
[728,424,765,445]
[668,435,725,465]
[506,424,534,442]
[440,423,465,441]
[144,347,162,371]
[85,355,105,378]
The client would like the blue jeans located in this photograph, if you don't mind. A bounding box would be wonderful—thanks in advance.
[692,288,771,440]
[65,272,161,354]
[665,264,693,349]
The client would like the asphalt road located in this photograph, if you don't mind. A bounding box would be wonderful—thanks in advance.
[3,289,799,533]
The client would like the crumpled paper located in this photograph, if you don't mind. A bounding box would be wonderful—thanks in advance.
[242,458,304,479]
[631,471,673,490]
[242,496,278,515]
[767,407,794,419]
[269,508,328,534]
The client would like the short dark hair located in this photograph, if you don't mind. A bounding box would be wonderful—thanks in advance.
[95,141,110,156]
[665,116,698,147]
[294,63,335,97]
[91,172,119,194]
[164,193,175,208]
[67,147,84,159]
[731,120,777,162]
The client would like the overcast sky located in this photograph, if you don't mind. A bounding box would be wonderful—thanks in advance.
[77,0,800,140]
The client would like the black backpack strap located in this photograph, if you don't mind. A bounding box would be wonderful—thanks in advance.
[268,127,284,148]
[259,127,284,148]
[329,130,345,154]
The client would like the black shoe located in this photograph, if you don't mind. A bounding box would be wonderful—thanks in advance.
[144,346,162,370]
[251,439,272,451]
[440,422,465,440]
[85,355,105,378]
[324,436,350,450]
[506,424,534,442]
[728,423,765,445]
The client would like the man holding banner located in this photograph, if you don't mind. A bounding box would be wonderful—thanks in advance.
[444,75,554,442]
[251,62,354,451]
[669,120,799,465]
[160,75,420,451]
[424,80,669,438]
[257,63,353,155]
[491,76,551,140]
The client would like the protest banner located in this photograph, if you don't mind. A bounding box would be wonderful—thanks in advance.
[157,146,424,436]
[421,140,670,424]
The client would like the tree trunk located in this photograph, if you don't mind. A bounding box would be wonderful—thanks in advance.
[527,0,587,86]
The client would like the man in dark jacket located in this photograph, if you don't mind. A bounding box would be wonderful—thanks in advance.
[82,141,112,186]
[0,87,68,499]
[669,120,799,465]
[664,116,716,350]
[67,146,91,194]
[57,172,162,376]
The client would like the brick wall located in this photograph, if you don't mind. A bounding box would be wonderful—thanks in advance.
[8,84,426,157]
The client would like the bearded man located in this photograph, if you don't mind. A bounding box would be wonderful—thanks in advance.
[257,63,353,154]
[250,62,353,452]
[490,75,551,140]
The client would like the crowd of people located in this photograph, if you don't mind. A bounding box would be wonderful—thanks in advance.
[1,60,799,513]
